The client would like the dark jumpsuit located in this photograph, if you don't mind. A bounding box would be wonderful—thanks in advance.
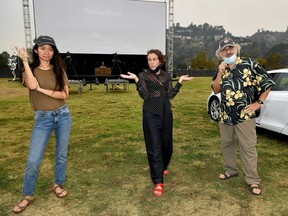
[136,69,182,184]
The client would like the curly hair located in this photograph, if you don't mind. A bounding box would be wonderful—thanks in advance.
[147,49,165,66]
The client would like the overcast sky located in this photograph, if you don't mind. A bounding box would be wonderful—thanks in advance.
[1,0,287,54]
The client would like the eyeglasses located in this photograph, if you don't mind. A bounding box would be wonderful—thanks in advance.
[221,46,235,53]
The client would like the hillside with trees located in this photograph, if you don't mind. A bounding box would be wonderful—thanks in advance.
[1,23,288,73]
[173,22,288,70]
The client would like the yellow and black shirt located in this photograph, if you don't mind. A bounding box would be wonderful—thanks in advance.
[213,57,275,125]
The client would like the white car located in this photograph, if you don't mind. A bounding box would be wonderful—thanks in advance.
[207,68,288,136]
[207,91,221,122]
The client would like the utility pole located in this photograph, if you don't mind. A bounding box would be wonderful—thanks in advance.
[22,0,33,53]
[167,0,174,77]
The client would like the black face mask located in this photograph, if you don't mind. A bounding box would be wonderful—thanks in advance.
[149,65,161,74]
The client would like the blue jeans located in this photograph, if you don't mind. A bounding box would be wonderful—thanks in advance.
[22,104,72,196]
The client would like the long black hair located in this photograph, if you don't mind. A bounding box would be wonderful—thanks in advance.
[30,44,66,91]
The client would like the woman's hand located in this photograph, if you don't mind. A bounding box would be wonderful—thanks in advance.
[120,72,139,83]
[16,47,29,62]
[16,46,39,90]
[178,75,193,83]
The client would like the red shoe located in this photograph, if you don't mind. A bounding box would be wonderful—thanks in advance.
[154,183,164,197]
[163,170,170,175]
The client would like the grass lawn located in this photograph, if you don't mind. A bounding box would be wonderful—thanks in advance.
[0,77,287,216]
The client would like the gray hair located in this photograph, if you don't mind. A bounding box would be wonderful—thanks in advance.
[215,44,241,60]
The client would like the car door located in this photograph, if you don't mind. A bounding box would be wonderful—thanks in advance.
[256,72,288,134]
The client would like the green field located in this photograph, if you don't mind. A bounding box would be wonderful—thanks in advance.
[0,77,287,216]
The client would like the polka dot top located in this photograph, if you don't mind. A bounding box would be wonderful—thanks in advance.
[136,69,182,114]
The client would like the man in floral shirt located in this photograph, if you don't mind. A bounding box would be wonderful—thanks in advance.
[212,37,275,195]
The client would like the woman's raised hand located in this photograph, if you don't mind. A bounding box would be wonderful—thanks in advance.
[120,72,136,79]
[16,47,29,62]
[178,75,193,83]
[120,72,139,83]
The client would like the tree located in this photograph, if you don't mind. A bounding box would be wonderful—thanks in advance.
[190,51,216,70]
[256,57,267,68]
[0,51,10,67]
[176,62,188,70]
[266,43,288,67]
[265,53,283,70]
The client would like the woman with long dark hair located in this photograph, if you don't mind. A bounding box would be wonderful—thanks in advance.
[13,35,72,214]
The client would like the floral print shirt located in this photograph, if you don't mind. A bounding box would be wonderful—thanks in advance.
[212,57,275,125]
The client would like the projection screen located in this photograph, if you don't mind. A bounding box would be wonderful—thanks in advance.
[33,0,166,55]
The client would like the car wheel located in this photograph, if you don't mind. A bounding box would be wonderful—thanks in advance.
[209,96,220,121]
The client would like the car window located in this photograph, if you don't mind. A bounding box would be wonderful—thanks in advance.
[271,73,288,91]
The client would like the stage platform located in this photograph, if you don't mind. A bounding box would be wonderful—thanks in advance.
[104,78,129,92]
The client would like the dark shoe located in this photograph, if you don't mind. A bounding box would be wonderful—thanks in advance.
[13,196,34,214]
[250,184,262,195]
[219,172,238,180]
[53,185,68,198]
